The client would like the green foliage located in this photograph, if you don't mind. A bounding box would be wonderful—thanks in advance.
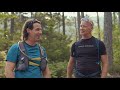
[92,26,104,40]
[41,28,72,63]
[0,29,21,52]
[49,61,68,78]
[108,23,120,75]
[0,12,17,19]
[112,25,120,63]
[109,64,120,75]
[0,51,6,61]
[0,51,6,78]
[35,12,73,63]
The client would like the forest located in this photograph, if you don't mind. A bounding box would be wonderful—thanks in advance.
[0,12,119,78]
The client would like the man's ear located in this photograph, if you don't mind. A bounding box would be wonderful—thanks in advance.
[89,27,93,31]
[91,27,93,30]
[90,25,93,30]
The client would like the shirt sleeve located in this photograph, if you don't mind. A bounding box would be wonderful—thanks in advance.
[6,43,19,63]
[71,42,76,57]
[99,41,107,55]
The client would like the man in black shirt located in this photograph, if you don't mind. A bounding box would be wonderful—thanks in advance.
[67,17,108,78]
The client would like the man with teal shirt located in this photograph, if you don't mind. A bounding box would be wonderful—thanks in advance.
[5,19,51,78]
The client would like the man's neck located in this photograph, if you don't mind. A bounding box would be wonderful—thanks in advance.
[81,34,92,39]
[25,39,37,46]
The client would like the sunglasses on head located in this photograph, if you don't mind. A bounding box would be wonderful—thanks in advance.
[27,19,41,28]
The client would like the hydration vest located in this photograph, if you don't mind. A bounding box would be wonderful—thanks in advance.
[15,41,47,72]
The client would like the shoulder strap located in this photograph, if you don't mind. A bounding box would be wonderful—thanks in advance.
[18,41,30,58]
[95,38,100,63]
[39,44,44,58]
[18,41,25,52]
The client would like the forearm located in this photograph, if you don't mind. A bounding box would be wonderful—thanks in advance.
[67,57,74,78]
[101,63,108,78]
[43,66,51,78]
[67,66,73,78]
[5,71,15,78]
[43,73,51,78]
[4,61,15,78]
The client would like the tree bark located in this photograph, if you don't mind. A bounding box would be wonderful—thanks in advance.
[104,12,113,67]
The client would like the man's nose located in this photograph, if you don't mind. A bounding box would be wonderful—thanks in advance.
[80,27,87,30]
[39,30,42,34]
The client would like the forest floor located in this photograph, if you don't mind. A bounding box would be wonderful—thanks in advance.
[107,73,120,78]
[0,68,120,78]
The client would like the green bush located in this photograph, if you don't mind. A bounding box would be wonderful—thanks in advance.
[109,63,120,75]
[49,61,68,78]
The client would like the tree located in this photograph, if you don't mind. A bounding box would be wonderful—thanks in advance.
[4,12,8,31]
[113,12,117,26]
[4,12,8,37]
[49,12,52,18]
[62,12,65,35]
[10,12,15,40]
[81,12,84,18]
[31,12,33,18]
[77,12,81,40]
[74,17,77,41]
[97,12,101,40]
[118,12,120,31]
[104,12,113,67]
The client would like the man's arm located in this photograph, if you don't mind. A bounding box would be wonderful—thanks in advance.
[4,61,15,78]
[67,56,75,78]
[42,65,51,78]
[101,55,108,78]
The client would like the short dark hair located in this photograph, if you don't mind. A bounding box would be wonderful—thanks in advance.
[22,19,41,41]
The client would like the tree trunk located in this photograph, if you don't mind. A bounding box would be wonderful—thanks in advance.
[97,12,101,40]
[31,12,33,18]
[77,12,81,40]
[34,12,37,18]
[10,12,15,40]
[58,21,61,33]
[62,12,65,35]
[118,12,120,31]
[49,12,52,18]
[104,12,113,67]
[3,12,8,37]
[4,18,7,37]
[81,12,84,18]
[74,17,77,41]
[113,12,116,25]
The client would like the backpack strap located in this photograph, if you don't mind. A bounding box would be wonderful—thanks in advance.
[18,41,47,71]
[18,41,40,67]
[38,44,47,71]
[18,41,30,58]
[39,44,44,58]
[18,41,25,52]
[16,41,29,71]
[95,38,100,64]
[74,38,101,77]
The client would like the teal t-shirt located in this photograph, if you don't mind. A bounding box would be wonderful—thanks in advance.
[6,42,47,78]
